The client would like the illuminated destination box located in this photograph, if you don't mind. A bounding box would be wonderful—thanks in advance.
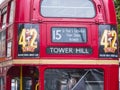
[47,47,92,54]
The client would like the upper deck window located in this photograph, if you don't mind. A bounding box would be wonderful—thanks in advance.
[2,13,7,28]
[41,0,95,18]
[1,7,7,28]
[9,0,15,24]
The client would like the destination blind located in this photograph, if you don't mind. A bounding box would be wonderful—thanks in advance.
[47,47,92,54]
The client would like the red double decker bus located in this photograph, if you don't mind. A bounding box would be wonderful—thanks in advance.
[0,0,119,90]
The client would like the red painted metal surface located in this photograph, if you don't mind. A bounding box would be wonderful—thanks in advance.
[39,65,119,90]
[12,0,118,59]
[0,0,119,90]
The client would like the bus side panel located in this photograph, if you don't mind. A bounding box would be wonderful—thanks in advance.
[103,0,117,24]
[106,65,119,90]
[15,0,31,22]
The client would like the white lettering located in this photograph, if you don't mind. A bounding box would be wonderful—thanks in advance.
[49,48,73,54]
[48,47,91,54]
[76,48,89,54]
[69,38,79,42]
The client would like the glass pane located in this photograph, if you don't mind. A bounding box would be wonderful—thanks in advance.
[44,69,104,90]
[9,0,15,23]
[0,33,1,57]
[11,78,20,90]
[23,77,32,90]
[41,0,95,18]
[2,13,7,28]
[0,78,4,90]
[11,77,32,90]
[0,30,6,57]
[52,27,87,43]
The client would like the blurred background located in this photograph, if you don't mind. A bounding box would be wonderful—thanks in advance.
[114,0,120,47]
[0,0,4,4]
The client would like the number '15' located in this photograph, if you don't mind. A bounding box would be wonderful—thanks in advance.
[52,30,62,40]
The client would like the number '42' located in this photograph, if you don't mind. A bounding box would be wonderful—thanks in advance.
[19,28,37,48]
[100,30,117,49]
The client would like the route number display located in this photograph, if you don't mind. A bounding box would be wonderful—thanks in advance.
[52,27,87,43]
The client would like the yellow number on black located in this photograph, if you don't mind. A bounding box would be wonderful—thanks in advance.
[30,28,37,48]
[100,30,117,49]
[111,30,117,49]
[100,30,108,48]
[19,29,26,47]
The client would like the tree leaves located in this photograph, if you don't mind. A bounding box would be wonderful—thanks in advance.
[115,0,120,23]
[114,0,120,45]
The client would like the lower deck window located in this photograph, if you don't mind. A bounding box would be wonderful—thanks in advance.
[11,77,32,90]
[44,69,104,90]
[0,77,4,90]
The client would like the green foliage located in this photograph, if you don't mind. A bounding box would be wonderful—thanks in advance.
[114,0,120,45]
[114,0,120,22]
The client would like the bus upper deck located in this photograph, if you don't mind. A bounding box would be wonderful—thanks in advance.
[0,0,119,90]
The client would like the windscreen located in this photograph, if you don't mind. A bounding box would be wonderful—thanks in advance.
[44,69,104,90]
[41,0,96,18]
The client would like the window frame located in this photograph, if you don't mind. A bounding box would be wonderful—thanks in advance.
[11,77,32,90]
[0,9,1,28]
[0,30,6,58]
[8,0,15,24]
[0,77,4,90]
[44,69,104,90]
[1,7,7,28]
[40,0,96,18]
